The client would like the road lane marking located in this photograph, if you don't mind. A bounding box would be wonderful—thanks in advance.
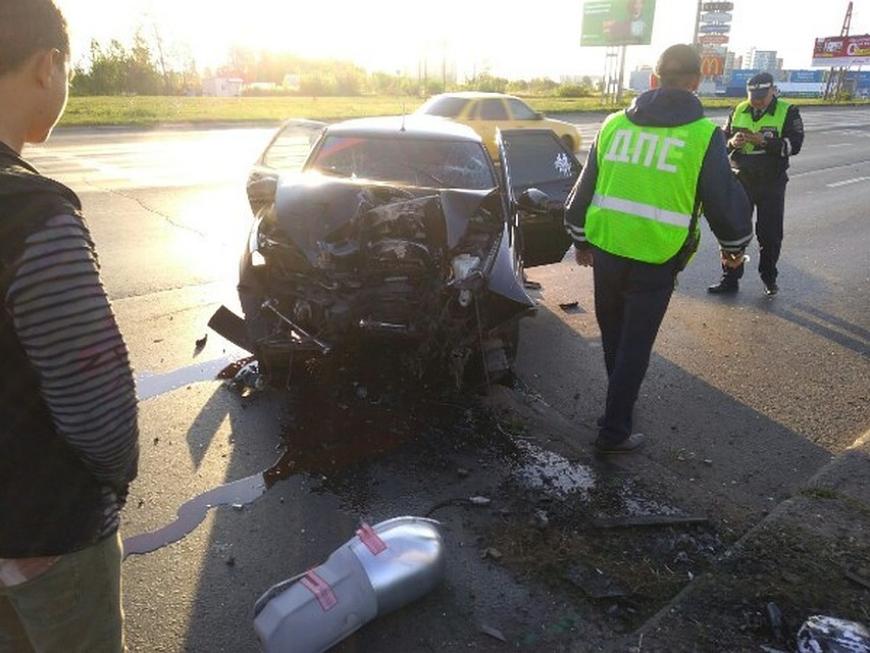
[791,159,870,178]
[826,176,870,188]
[827,143,853,148]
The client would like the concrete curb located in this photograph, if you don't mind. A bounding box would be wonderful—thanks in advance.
[635,428,870,641]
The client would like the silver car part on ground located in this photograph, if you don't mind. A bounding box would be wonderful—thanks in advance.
[253,517,445,653]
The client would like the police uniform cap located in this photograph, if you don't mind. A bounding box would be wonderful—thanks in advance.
[747,72,774,99]
[655,44,701,78]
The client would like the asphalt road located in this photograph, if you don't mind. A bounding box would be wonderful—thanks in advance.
[25,105,870,652]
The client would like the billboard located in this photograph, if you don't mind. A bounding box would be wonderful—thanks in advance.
[812,34,870,67]
[581,0,657,46]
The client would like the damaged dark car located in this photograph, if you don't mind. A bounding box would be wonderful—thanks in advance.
[212,116,581,387]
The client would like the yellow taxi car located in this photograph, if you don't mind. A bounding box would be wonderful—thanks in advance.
[416,92,583,160]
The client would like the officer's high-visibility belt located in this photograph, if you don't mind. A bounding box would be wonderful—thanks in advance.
[591,194,692,229]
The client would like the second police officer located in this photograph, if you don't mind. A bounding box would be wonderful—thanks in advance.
[708,71,805,296]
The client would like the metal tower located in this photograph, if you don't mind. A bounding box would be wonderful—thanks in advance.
[824,1,853,99]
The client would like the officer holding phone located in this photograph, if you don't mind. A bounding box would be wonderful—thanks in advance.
[708,72,804,296]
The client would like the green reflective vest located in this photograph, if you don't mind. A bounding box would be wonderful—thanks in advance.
[586,112,717,265]
[730,98,790,155]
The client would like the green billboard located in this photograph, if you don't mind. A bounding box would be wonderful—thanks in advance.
[581,0,657,46]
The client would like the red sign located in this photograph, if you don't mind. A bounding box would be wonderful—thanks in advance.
[812,34,870,67]
[700,56,725,77]
[699,34,730,46]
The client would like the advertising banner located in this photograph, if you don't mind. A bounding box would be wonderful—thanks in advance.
[581,0,657,46]
[702,2,733,10]
[699,24,730,34]
[812,34,870,67]
[789,70,824,83]
[700,11,732,23]
[700,56,725,77]
[699,34,729,46]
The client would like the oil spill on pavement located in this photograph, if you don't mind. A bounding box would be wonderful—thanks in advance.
[123,473,266,556]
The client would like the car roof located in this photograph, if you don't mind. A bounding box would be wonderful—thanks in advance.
[326,115,484,143]
[429,92,525,101]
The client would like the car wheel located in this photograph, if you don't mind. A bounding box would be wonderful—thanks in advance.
[561,135,575,152]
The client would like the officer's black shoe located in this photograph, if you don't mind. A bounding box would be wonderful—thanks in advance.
[763,280,779,296]
[594,433,645,454]
[707,280,739,295]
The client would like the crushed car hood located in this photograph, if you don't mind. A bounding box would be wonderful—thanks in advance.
[273,174,498,268]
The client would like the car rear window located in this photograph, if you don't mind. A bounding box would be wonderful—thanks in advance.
[506,98,538,120]
[309,136,495,190]
[420,97,470,118]
[479,99,508,120]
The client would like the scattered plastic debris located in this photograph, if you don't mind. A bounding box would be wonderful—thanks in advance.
[480,624,507,643]
[767,601,785,643]
[796,615,870,653]
[194,334,208,355]
[564,562,627,599]
[469,496,491,506]
[592,514,709,529]
[533,509,550,530]
[844,567,870,591]
[558,301,585,315]
[481,547,503,561]
[226,359,266,398]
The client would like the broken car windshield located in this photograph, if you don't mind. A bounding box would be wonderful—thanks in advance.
[309,136,495,190]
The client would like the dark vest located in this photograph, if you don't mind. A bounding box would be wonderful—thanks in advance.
[0,143,109,557]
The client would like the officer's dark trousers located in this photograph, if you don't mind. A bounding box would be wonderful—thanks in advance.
[593,248,676,445]
[722,176,787,284]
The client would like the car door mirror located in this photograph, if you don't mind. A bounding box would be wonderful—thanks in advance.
[517,187,551,214]
[246,174,278,213]
[532,112,545,120]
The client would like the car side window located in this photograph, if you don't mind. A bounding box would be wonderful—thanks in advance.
[479,99,508,121]
[265,123,324,171]
[506,98,537,120]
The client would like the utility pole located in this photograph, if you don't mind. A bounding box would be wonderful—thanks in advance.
[692,0,703,47]
[616,45,627,104]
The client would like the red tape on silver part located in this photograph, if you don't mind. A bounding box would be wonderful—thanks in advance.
[357,522,387,556]
[301,570,338,611]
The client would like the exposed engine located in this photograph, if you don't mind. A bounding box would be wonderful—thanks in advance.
[239,176,532,386]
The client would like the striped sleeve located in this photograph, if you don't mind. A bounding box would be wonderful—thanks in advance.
[6,214,139,489]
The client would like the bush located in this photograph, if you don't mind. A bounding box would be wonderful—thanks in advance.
[557,84,592,98]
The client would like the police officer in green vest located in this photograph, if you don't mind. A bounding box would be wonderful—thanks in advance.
[708,71,805,296]
[565,44,752,453]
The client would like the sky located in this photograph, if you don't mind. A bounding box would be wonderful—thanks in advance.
[55,0,870,79]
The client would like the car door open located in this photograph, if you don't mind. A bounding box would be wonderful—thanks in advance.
[497,128,582,268]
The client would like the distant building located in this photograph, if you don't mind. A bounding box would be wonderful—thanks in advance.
[724,51,738,79]
[629,66,654,93]
[202,77,243,97]
[752,50,778,72]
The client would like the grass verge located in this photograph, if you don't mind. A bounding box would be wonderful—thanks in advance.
[59,95,870,128]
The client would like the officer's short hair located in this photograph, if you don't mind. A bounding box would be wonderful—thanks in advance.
[656,44,701,88]
[0,0,69,77]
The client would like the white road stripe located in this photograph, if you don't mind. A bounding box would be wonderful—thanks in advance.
[826,176,870,188]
